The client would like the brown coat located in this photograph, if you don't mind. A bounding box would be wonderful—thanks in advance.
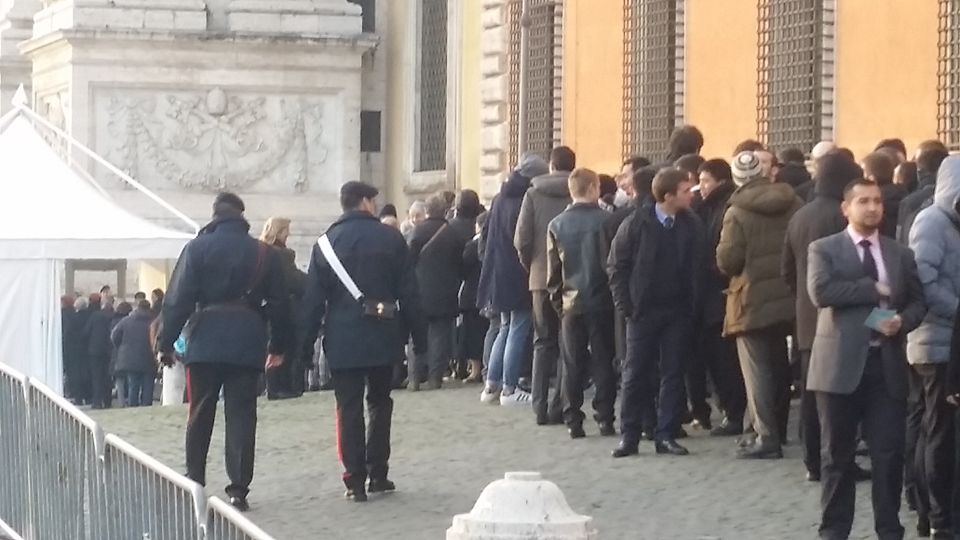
[717,178,803,336]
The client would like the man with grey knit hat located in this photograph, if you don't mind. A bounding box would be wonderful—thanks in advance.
[717,151,803,459]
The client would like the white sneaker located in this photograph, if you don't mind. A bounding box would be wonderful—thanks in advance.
[480,387,501,404]
[499,389,533,407]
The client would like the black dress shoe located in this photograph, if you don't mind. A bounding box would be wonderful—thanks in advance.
[655,439,690,456]
[368,478,396,493]
[229,496,250,512]
[267,391,299,401]
[598,422,617,437]
[852,463,871,482]
[736,444,783,460]
[344,487,368,502]
[611,441,639,458]
[568,425,586,439]
[806,470,821,482]
[917,514,930,537]
[673,427,689,439]
[536,412,564,426]
[641,431,655,441]
[710,418,743,437]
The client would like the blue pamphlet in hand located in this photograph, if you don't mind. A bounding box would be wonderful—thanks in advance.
[865,308,898,332]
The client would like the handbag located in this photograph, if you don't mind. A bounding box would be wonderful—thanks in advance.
[318,234,398,320]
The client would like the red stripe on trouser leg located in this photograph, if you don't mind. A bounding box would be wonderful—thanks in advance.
[335,403,349,482]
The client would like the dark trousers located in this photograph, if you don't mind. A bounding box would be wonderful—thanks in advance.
[90,355,112,409]
[816,350,906,540]
[125,371,155,407]
[907,363,955,530]
[532,291,564,420]
[620,310,690,442]
[416,317,454,383]
[332,365,393,488]
[185,363,260,499]
[689,321,746,424]
[799,350,821,475]
[560,311,616,427]
[736,328,791,447]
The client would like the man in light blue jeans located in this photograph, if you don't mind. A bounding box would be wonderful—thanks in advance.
[482,311,532,406]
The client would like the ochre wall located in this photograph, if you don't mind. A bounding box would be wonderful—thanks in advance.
[561,0,624,175]
[834,0,940,160]
[685,0,759,159]
[458,0,482,192]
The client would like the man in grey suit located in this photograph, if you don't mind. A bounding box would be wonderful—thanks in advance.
[807,179,927,540]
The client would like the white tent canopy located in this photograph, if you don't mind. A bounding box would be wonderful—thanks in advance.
[0,97,194,394]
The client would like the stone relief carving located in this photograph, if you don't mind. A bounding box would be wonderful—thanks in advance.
[104,88,330,193]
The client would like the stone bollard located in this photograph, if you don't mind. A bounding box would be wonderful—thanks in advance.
[447,471,598,540]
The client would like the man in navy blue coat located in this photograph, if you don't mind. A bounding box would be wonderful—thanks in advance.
[302,181,426,502]
[158,192,291,512]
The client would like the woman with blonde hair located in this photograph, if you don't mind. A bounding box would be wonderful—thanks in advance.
[260,217,308,399]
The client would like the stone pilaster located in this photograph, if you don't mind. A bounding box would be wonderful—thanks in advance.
[479,0,509,201]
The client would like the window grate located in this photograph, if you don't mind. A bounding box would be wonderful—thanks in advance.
[622,0,681,161]
[507,0,563,168]
[939,0,960,151]
[757,0,823,153]
[417,0,447,172]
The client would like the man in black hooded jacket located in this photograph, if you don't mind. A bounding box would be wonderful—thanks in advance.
[157,192,291,512]
[782,153,862,481]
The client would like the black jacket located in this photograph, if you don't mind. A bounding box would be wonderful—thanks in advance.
[694,181,736,326]
[302,211,426,370]
[607,203,707,319]
[880,183,907,239]
[461,235,481,312]
[477,172,533,312]
[898,170,937,245]
[84,307,113,359]
[111,310,156,374]
[546,202,614,315]
[409,217,466,318]
[158,217,292,369]
[782,153,860,350]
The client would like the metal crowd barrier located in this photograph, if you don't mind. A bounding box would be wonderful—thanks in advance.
[205,497,276,540]
[0,364,28,538]
[0,362,275,540]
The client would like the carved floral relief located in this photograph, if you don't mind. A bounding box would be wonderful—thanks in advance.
[103,88,330,193]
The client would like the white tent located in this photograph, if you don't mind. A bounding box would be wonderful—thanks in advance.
[0,96,195,394]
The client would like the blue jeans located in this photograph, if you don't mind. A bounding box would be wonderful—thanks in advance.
[485,310,532,390]
[126,372,155,407]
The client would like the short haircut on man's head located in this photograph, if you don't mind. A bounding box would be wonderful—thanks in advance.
[598,174,618,197]
[674,153,706,176]
[652,168,690,203]
[133,291,146,301]
[424,193,448,218]
[778,148,806,165]
[568,168,599,199]
[339,181,379,211]
[917,141,950,173]
[875,138,907,157]
[632,166,658,200]
[698,158,733,182]
[862,151,896,185]
[733,139,765,155]
[550,146,577,172]
[137,299,152,311]
[623,155,651,172]
[213,192,245,218]
[668,125,704,156]
[843,178,880,200]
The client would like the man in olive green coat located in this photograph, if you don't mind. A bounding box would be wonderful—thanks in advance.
[717,151,804,459]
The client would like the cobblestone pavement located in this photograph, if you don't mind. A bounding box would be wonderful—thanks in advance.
[91,385,922,540]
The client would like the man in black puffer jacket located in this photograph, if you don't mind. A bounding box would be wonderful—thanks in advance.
[782,152,862,480]
[158,192,291,512]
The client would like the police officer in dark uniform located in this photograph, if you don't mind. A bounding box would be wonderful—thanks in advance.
[157,192,291,512]
[302,181,426,502]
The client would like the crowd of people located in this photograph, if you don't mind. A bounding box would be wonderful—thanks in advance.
[61,286,164,408]
[77,124,960,537]
[379,129,960,539]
